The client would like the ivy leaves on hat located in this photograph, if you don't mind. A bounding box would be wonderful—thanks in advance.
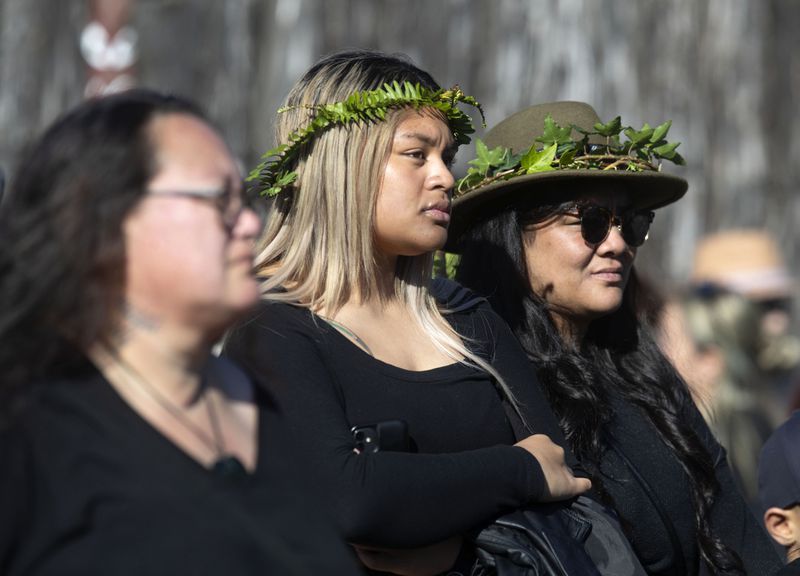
[455,111,685,198]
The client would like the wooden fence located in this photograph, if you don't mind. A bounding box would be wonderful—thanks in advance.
[1,0,798,287]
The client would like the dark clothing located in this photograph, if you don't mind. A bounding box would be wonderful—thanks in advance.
[0,359,361,576]
[778,558,800,575]
[596,392,781,575]
[223,295,570,548]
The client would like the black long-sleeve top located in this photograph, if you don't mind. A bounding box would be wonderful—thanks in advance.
[594,392,782,575]
[0,358,362,576]
[223,289,571,548]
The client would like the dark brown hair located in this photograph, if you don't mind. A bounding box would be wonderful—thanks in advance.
[0,89,205,395]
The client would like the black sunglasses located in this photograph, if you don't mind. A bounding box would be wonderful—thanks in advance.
[565,203,655,247]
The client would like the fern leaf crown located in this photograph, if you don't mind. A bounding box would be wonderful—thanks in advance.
[250,81,485,198]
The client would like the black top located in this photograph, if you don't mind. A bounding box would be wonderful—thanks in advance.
[596,392,782,575]
[223,290,571,548]
[778,558,800,575]
[0,358,362,576]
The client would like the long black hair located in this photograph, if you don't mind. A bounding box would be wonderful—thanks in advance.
[455,200,745,574]
[0,89,205,400]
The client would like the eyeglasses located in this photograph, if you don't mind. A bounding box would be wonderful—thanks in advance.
[564,203,655,247]
[148,181,254,230]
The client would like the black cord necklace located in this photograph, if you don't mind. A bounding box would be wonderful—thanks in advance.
[204,387,248,479]
[108,348,248,480]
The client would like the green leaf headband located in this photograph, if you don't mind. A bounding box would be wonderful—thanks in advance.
[455,115,684,198]
[249,81,486,197]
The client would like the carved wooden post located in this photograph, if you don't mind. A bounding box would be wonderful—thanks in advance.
[81,0,137,97]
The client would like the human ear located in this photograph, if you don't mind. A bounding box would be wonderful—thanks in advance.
[764,507,798,547]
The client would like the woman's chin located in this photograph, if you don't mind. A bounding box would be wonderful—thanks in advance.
[589,298,625,319]
[231,282,262,313]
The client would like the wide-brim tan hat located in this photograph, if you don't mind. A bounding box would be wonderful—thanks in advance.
[691,229,794,300]
[446,101,688,252]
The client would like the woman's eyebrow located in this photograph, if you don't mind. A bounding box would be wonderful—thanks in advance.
[396,131,438,145]
[395,132,457,154]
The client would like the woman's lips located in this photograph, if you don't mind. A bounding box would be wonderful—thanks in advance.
[592,267,625,282]
[423,201,451,223]
[424,208,451,223]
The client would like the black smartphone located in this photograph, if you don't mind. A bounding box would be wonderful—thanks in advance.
[351,419,410,453]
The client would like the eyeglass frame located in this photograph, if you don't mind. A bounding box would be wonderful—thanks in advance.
[147,180,255,231]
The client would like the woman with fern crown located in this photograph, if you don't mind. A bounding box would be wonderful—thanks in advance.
[448,101,781,575]
[223,50,596,575]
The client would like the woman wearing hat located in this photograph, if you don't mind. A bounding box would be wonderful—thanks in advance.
[449,101,781,575]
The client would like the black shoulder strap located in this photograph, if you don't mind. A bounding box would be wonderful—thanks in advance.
[430,277,487,313]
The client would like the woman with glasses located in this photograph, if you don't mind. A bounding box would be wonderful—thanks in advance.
[448,101,781,575]
[0,89,360,575]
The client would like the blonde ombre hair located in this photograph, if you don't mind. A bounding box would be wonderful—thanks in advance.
[255,50,519,409]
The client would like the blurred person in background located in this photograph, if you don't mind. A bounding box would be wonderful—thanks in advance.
[658,286,775,511]
[0,89,360,576]
[690,229,800,410]
[658,230,800,512]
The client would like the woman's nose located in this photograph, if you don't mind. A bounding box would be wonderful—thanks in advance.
[430,156,455,192]
[232,206,263,239]
[598,221,631,254]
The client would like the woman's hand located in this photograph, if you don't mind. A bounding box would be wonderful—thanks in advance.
[353,536,463,576]
[515,434,592,501]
